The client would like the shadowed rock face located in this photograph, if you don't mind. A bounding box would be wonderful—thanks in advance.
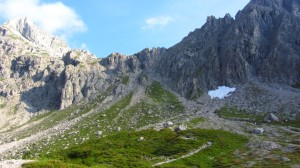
[155,0,300,98]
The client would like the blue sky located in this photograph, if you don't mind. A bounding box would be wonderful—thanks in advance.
[0,0,250,57]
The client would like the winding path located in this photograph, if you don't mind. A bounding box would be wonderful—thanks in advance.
[152,141,212,167]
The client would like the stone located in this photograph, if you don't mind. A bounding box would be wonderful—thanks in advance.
[174,124,188,132]
[96,131,103,136]
[253,128,264,135]
[138,137,144,141]
[117,127,121,132]
[163,121,174,128]
[281,156,290,162]
[264,113,279,123]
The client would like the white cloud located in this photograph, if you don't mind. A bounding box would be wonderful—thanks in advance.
[143,15,174,30]
[0,0,86,37]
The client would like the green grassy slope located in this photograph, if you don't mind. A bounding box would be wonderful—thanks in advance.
[22,129,248,168]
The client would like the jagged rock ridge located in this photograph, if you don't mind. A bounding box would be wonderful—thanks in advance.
[4,17,69,58]
[0,0,299,129]
[155,0,300,99]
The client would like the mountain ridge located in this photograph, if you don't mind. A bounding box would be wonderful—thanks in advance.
[0,0,299,128]
[0,0,300,166]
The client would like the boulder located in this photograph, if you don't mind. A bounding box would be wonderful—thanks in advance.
[96,131,102,136]
[117,127,121,132]
[174,124,188,132]
[253,128,264,135]
[138,137,144,141]
[163,121,174,128]
[264,113,279,123]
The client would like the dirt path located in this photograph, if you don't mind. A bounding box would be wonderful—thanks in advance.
[152,141,212,167]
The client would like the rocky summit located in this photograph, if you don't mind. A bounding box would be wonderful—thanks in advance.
[0,0,300,167]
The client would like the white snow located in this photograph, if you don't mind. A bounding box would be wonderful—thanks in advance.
[208,86,236,99]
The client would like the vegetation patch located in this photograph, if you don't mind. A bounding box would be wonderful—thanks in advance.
[89,61,98,66]
[187,117,205,128]
[23,129,248,168]
[146,81,184,112]
[121,76,130,85]
[19,83,185,162]
[272,117,300,128]
[216,106,264,123]
[22,159,84,168]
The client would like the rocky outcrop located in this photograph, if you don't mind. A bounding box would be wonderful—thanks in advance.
[100,47,165,74]
[4,17,69,57]
[155,0,300,98]
[0,0,300,129]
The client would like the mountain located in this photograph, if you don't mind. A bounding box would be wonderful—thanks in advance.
[155,0,300,98]
[4,17,69,57]
[0,0,300,167]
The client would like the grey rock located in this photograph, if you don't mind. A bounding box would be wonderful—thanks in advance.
[5,17,69,57]
[0,0,300,132]
[174,124,188,132]
[281,156,290,162]
[96,131,102,136]
[253,128,264,134]
[154,0,300,99]
[163,121,174,128]
[264,113,279,123]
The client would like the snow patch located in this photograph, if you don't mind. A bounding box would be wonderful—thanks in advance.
[208,86,236,99]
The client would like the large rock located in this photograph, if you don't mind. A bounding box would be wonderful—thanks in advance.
[253,128,264,135]
[264,113,279,123]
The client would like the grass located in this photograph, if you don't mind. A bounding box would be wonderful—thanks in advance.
[217,107,300,128]
[14,90,109,140]
[21,92,134,158]
[0,103,5,109]
[18,82,185,160]
[212,144,300,168]
[22,129,248,168]
[146,81,184,112]
[22,160,85,168]
[121,76,130,85]
[187,117,205,128]
[90,61,98,66]
[272,117,300,128]
[216,106,265,123]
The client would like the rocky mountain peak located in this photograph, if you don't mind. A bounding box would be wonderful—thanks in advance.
[247,0,300,14]
[3,17,69,57]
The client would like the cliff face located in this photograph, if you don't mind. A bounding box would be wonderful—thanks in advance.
[5,17,69,58]
[0,0,299,128]
[155,0,300,98]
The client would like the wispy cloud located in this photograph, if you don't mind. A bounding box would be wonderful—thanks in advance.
[143,15,174,30]
[0,0,86,38]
